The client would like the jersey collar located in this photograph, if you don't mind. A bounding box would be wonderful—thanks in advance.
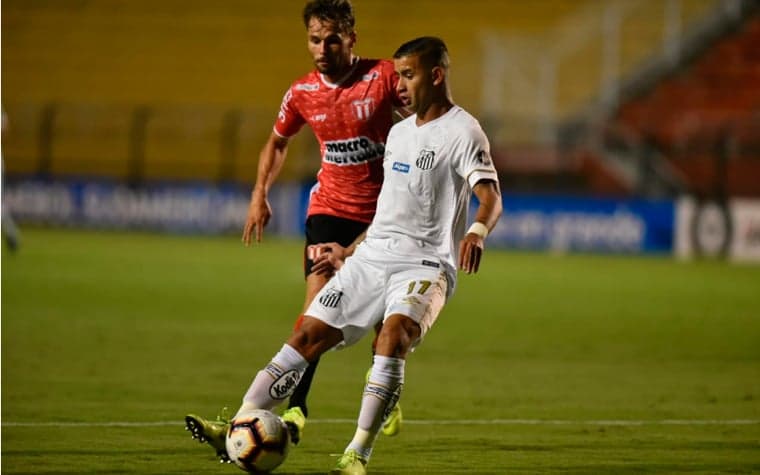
[319,56,360,89]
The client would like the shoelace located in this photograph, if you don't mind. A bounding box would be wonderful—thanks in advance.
[330,451,363,468]
[216,407,231,423]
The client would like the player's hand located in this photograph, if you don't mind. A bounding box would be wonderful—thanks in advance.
[242,195,272,246]
[310,242,348,276]
[458,233,484,274]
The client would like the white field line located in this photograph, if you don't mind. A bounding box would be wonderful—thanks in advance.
[2,419,759,428]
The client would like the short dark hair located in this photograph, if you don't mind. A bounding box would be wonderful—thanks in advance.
[393,36,449,69]
[302,0,355,34]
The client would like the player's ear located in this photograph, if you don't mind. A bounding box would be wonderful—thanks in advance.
[431,66,445,86]
[348,30,357,48]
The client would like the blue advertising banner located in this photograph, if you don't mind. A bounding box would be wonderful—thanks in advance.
[482,194,675,253]
[5,178,675,253]
[3,178,304,236]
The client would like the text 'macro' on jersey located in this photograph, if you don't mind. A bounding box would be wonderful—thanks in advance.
[274,58,404,223]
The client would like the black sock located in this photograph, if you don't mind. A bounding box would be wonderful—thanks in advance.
[287,357,320,417]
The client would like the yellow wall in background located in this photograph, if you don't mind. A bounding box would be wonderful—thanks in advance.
[1,0,716,182]
[1,0,591,110]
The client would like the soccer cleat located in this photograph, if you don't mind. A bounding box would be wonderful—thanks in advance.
[381,402,402,436]
[280,406,306,445]
[184,408,231,463]
[329,449,368,475]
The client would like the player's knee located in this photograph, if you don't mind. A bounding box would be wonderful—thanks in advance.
[375,315,420,358]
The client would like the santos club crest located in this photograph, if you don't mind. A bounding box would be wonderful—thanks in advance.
[319,288,343,308]
[415,149,435,170]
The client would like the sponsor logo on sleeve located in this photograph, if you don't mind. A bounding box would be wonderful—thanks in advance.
[277,89,293,123]
[362,71,380,81]
[295,82,320,91]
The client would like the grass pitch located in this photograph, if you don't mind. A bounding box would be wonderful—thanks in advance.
[2,227,759,474]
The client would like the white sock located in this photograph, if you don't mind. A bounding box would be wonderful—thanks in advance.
[238,344,308,416]
[346,355,405,460]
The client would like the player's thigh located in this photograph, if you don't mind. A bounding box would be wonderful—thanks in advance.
[305,253,385,348]
[303,271,330,312]
[384,266,448,346]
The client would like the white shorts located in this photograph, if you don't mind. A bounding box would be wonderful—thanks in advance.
[305,242,448,349]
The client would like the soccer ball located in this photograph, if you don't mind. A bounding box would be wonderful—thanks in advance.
[225,409,290,473]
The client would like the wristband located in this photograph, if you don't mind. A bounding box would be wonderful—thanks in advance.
[467,222,489,239]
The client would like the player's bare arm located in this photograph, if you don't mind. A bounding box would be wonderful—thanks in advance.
[243,133,290,245]
[459,179,502,274]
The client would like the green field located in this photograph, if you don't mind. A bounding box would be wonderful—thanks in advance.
[2,228,759,474]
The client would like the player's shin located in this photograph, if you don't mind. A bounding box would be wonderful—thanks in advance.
[238,344,309,416]
[346,355,405,460]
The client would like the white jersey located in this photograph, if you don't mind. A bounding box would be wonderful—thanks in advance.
[363,105,499,296]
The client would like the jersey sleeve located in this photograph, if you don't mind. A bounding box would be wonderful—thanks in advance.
[273,86,306,138]
[456,124,499,189]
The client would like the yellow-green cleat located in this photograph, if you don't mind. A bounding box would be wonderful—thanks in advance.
[381,402,402,436]
[329,449,368,475]
[184,407,231,463]
[280,406,306,445]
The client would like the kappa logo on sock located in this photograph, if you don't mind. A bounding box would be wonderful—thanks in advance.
[269,369,301,400]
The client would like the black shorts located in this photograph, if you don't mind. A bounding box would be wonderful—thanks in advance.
[303,214,369,278]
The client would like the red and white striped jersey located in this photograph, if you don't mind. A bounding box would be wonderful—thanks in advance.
[274,58,403,223]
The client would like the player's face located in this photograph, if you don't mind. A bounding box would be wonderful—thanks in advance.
[394,54,432,113]
[306,18,355,78]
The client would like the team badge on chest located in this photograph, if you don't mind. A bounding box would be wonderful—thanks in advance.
[352,98,375,120]
[415,149,436,170]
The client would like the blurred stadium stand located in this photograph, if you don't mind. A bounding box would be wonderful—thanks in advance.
[610,13,760,199]
[2,0,757,198]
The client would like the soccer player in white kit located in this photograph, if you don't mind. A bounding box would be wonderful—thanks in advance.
[234,36,503,475]
[185,1,406,462]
